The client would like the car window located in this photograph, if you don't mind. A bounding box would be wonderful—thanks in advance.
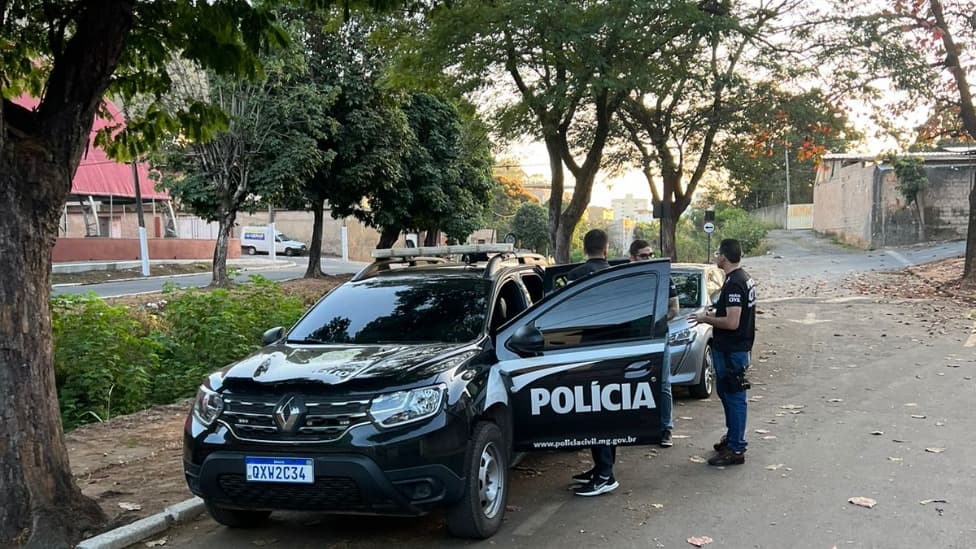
[288,276,491,344]
[491,280,528,332]
[521,273,544,303]
[671,272,701,308]
[534,272,659,350]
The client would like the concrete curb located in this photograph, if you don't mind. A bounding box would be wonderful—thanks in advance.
[51,262,298,288]
[76,497,205,549]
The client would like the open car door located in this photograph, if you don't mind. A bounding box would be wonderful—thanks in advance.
[541,259,629,295]
[492,259,671,451]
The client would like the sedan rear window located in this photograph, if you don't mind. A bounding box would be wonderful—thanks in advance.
[672,272,702,308]
[288,277,491,344]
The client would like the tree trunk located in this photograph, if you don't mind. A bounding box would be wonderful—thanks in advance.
[423,229,439,247]
[377,227,400,249]
[964,179,976,285]
[0,150,106,548]
[544,137,566,262]
[553,221,574,264]
[660,214,678,262]
[305,200,325,279]
[212,212,236,287]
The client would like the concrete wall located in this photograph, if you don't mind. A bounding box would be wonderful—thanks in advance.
[813,160,877,248]
[749,204,786,228]
[53,238,239,262]
[235,210,386,262]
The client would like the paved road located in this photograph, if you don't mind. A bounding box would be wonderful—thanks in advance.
[138,232,976,548]
[53,257,366,298]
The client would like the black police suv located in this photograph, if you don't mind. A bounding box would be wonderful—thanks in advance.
[183,246,672,538]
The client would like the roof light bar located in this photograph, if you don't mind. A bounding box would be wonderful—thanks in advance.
[371,243,514,259]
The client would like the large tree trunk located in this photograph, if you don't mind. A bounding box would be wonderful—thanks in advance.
[211,212,236,287]
[660,214,678,262]
[0,150,107,547]
[964,180,976,284]
[423,229,439,247]
[305,200,325,278]
[377,226,400,248]
[544,137,566,262]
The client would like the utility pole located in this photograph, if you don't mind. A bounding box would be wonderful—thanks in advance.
[123,105,150,277]
[268,203,276,264]
[785,146,791,206]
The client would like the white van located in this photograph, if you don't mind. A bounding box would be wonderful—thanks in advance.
[240,227,308,256]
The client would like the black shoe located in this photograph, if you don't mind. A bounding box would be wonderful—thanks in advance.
[713,436,728,452]
[571,469,594,484]
[707,450,745,466]
[660,430,673,448]
[574,475,619,496]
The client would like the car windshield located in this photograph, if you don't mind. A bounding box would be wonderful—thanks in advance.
[276,233,295,241]
[288,276,491,344]
[671,271,702,308]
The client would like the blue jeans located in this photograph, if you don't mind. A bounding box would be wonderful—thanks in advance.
[660,348,673,432]
[713,350,749,453]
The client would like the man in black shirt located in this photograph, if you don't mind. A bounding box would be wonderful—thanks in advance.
[566,229,618,496]
[629,239,679,448]
[689,238,756,466]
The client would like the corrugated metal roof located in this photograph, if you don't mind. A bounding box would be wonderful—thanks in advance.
[14,96,169,200]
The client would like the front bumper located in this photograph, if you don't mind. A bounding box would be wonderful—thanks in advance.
[184,452,464,515]
[183,411,470,515]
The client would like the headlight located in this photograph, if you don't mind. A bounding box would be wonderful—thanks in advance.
[669,327,696,346]
[369,384,446,428]
[192,385,224,426]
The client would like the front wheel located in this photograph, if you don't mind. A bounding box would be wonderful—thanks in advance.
[689,344,714,399]
[204,500,271,528]
[244,246,256,256]
[284,247,295,256]
[447,422,508,539]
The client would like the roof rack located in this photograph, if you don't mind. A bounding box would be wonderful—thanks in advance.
[351,256,451,281]
[371,243,514,259]
[483,252,547,278]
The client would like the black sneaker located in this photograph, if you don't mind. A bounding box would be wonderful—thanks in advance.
[571,469,594,485]
[660,430,673,448]
[707,450,745,466]
[713,436,728,452]
[574,475,619,496]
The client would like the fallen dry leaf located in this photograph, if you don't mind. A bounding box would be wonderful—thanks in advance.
[925,447,946,454]
[887,457,903,462]
[870,431,884,436]
[689,456,707,464]
[651,503,664,509]
[827,398,844,403]
[755,429,770,434]
[904,402,918,407]
[118,502,142,511]
[687,536,714,547]
[505,505,522,512]
[848,496,877,509]
[679,416,694,420]
[765,464,785,470]
[762,435,777,440]
[780,404,805,410]
[145,538,167,548]
[919,499,948,505]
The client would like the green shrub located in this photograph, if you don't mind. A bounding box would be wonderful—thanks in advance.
[154,275,306,402]
[52,276,308,430]
[52,294,162,430]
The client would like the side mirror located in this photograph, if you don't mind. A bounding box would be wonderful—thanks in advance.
[262,326,285,346]
[508,323,544,357]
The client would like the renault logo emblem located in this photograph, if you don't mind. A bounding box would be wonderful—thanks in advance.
[274,396,304,432]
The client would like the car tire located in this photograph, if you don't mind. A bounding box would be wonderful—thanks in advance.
[689,344,714,399]
[244,247,256,256]
[204,500,271,528]
[446,421,508,539]
[284,248,295,257]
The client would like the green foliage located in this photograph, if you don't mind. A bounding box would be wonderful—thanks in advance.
[511,202,550,253]
[569,218,593,263]
[52,295,162,430]
[52,277,307,430]
[884,154,928,204]
[677,207,771,262]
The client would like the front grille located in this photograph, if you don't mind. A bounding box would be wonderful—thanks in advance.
[217,474,365,510]
[219,393,370,443]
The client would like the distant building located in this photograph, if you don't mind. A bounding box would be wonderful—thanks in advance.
[611,193,653,224]
[586,206,612,226]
